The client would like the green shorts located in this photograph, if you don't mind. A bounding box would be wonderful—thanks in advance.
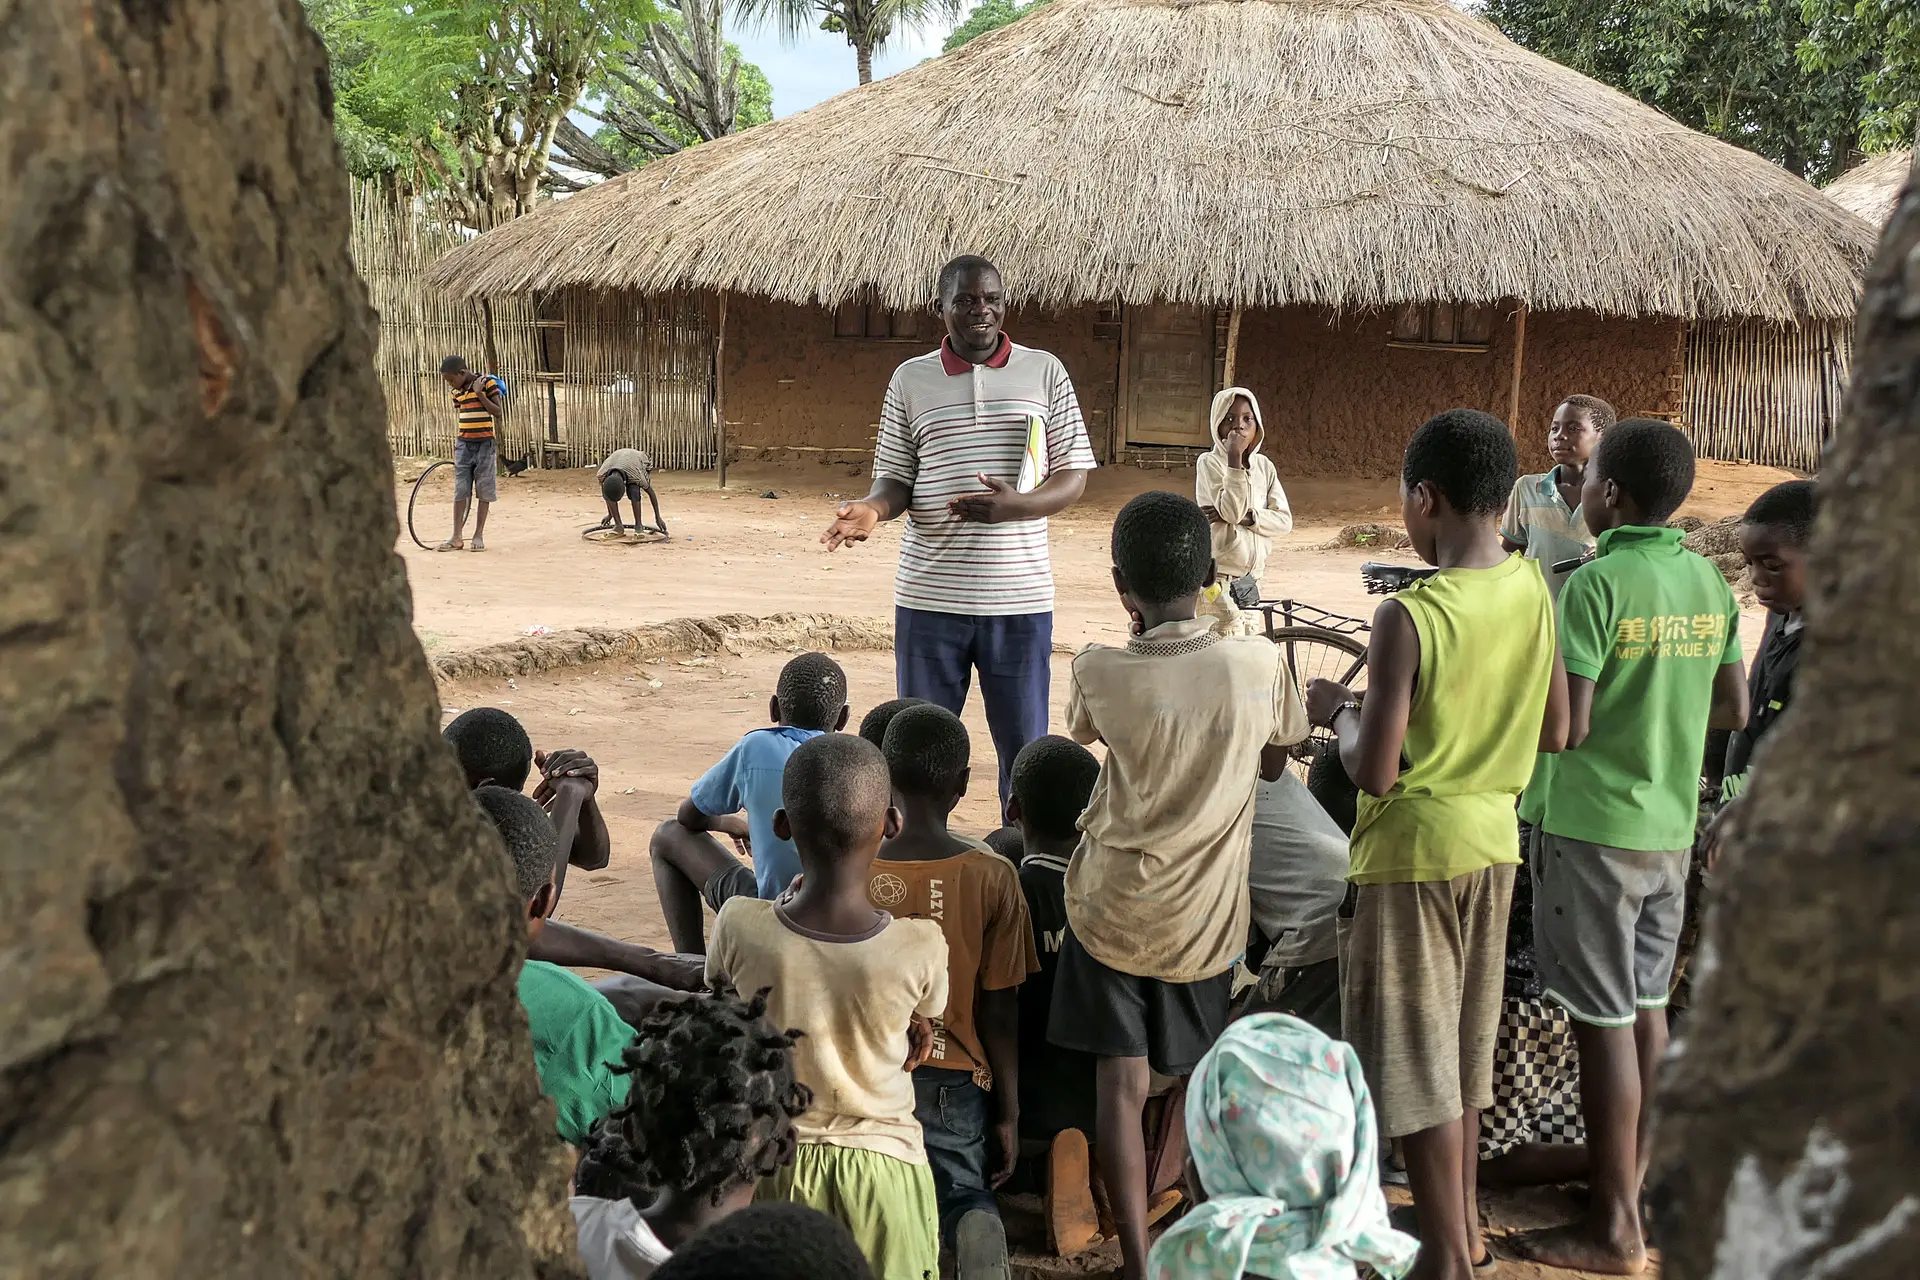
[758,1142,939,1280]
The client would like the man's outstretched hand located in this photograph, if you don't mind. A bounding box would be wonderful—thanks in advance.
[948,473,1028,524]
[822,499,882,550]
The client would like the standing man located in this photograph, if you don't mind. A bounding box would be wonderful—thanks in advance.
[822,256,1097,813]
[438,354,504,552]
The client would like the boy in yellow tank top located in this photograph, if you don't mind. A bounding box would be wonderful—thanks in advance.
[1305,409,1569,1280]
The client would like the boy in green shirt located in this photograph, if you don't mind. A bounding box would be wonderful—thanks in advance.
[475,785,638,1148]
[1306,409,1568,1280]
[1515,421,1748,1276]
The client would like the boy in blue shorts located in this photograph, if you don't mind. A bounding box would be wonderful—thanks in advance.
[1515,420,1748,1275]
[650,652,850,953]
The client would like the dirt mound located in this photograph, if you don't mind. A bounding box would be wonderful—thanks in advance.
[1683,515,1742,557]
[430,612,897,681]
[1671,514,1708,533]
[1322,522,1411,551]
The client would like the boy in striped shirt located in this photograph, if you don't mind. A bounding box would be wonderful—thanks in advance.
[439,354,504,552]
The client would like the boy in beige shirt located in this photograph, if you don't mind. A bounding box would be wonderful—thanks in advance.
[1050,491,1309,1280]
[706,733,949,1280]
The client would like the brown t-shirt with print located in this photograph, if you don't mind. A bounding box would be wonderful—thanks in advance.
[867,840,1039,1085]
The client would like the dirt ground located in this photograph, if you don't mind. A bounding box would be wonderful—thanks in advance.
[418,456,1792,1280]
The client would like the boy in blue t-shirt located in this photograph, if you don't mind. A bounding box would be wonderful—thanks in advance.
[649,652,850,953]
[1515,421,1747,1276]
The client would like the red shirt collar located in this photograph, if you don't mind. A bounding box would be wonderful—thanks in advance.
[939,333,1012,375]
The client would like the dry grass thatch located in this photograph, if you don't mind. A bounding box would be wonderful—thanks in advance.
[1825,149,1912,228]
[430,0,1873,321]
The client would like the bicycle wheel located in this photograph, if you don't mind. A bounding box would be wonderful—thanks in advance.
[406,460,454,550]
[1267,626,1369,781]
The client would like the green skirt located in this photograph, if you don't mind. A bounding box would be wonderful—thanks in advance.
[758,1142,939,1279]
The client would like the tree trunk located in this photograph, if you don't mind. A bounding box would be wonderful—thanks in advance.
[0,3,577,1277]
[856,38,874,84]
[1648,154,1920,1277]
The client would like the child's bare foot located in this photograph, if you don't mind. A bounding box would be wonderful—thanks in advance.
[469,534,485,551]
[1047,1129,1100,1256]
[1512,1221,1648,1274]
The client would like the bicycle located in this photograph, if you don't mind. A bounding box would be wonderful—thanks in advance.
[1251,561,1438,779]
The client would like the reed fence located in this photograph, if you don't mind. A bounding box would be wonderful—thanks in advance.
[1682,320,1851,473]
[348,182,717,469]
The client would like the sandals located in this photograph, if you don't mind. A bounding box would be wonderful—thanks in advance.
[469,535,486,552]
[434,538,464,552]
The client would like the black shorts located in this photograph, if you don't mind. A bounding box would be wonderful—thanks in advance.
[1045,929,1232,1076]
[702,860,757,912]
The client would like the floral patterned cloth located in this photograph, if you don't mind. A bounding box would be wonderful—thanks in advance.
[1147,1014,1418,1280]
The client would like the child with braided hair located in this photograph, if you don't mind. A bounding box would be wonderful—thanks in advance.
[570,982,812,1279]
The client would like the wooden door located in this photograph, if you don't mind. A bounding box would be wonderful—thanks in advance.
[1126,304,1215,447]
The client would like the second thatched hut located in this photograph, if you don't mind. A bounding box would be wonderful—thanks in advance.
[428,0,1875,476]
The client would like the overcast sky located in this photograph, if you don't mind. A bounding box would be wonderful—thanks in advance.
[731,17,958,117]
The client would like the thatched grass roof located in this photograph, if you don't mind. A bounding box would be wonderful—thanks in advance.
[430,0,1873,321]
[1826,150,1911,228]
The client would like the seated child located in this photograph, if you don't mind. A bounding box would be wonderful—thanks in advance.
[649,1203,875,1280]
[1501,395,1615,597]
[596,446,668,535]
[1516,420,1747,1275]
[1478,818,1587,1190]
[1006,735,1103,1255]
[1195,388,1293,616]
[1052,490,1309,1280]
[569,983,812,1279]
[705,734,949,1280]
[446,706,610,890]
[476,785,636,1147]
[1303,409,1567,1277]
[1145,1014,1417,1280]
[871,704,1038,1278]
[651,652,850,953]
[1240,771,1351,1040]
[446,707,703,998]
[856,696,927,749]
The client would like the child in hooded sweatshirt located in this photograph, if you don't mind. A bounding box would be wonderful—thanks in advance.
[1195,387,1293,632]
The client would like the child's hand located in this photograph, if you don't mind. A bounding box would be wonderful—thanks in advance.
[903,1013,935,1071]
[991,1118,1019,1188]
[823,499,881,550]
[1304,678,1355,728]
[1199,504,1223,524]
[1702,797,1742,873]
[538,748,600,793]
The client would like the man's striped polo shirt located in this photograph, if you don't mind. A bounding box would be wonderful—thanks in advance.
[874,337,1096,616]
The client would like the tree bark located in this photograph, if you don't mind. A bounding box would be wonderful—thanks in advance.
[1648,154,1920,1277]
[0,3,577,1276]
[856,38,874,84]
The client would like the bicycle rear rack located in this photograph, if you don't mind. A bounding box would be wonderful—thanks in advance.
[1256,599,1372,636]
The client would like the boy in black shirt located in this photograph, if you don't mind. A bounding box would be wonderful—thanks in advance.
[1007,735,1103,1256]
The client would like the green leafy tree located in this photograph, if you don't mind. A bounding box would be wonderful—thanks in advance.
[1486,0,1898,184]
[1800,0,1919,151]
[942,0,1047,51]
[315,0,658,228]
[303,0,415,181]
[553,0,774,181]
[732,0,961,85]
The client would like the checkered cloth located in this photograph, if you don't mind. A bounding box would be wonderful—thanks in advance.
[1478,996,1585,1158]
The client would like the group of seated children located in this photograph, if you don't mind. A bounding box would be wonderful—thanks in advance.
[449,396,1816,1280]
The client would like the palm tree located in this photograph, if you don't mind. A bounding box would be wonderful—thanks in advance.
[732,0,960,85]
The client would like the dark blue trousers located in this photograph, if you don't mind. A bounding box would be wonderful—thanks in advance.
[895,607,1051,818]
